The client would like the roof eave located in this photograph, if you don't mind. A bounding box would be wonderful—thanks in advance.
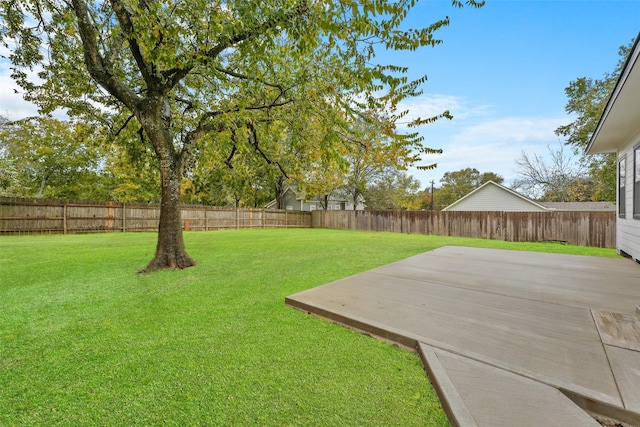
[586,33,640,155]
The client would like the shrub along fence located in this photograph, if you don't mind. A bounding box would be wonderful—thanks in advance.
[311,209,616,248]
[0,197,311,234]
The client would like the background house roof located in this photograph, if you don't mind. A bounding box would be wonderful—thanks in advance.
[538,201,616,212]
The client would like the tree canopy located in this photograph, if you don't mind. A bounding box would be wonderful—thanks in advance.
[0,115,162,201]
[0,117,108,199]
[1,0,483,272]
[555,40,634,202]
[364,167,422,210]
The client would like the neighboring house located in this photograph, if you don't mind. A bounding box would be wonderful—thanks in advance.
[264,185,365,211]
[443,181,548,212]
[442,181,616,212]
[586,33,640,262]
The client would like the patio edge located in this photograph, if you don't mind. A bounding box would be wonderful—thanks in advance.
[417,343,478,427]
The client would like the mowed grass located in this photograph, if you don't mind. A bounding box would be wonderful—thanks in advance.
[0,229,618,426]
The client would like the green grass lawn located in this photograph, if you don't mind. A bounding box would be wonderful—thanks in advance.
[0,229,619,426]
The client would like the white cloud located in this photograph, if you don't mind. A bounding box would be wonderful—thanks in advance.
[397,94,493,126]
[0,58,41,120]
[450,116,567,145]
[409,115,571,187]
[386,93,574,188]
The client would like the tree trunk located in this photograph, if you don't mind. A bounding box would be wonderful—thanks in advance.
[139,156,196,274]
[37,173,48,198]
[275,175,286,209]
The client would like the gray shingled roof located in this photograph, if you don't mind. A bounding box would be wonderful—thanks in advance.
[537,201,616,211]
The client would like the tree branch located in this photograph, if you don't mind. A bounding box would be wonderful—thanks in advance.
[214,66,287,92]
[246,122,289,179]
[162,2,309,89]
[193,96,295,137]
[108,0,155,90]
[71,0,140,110]
[112,113,135,138]
[225,130,238,169]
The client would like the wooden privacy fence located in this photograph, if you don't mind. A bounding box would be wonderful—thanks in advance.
[0,197,311,234]
[0,197,616,248]
[312,209,616,248]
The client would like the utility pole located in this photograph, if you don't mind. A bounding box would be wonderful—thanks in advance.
[429,180,435,210]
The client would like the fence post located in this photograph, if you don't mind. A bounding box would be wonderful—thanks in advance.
[122,203,126,232]
[285,210,288,229]
[63,202,67,234]
[205,207,208,231]
[262,209,266,229]
[236,207,239,230]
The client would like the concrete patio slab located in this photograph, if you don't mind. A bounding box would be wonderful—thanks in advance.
[286,246,640,426]
[606,345,640,414]
[419,344,602,427]
[367,246,640,314]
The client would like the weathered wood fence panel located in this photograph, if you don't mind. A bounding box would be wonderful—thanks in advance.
[311,210,616,248]
[0,197,311,234]
[1,197,616,248]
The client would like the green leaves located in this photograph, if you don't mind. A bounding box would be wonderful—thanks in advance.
[0,0,484,208]
[0,117,110,199]
[555,39,633,202]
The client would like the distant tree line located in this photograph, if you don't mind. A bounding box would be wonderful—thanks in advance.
[0,115,424,210]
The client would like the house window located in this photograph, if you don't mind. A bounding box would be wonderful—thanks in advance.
[619,156,626,218]
[309,204,317,211]
[635,143,640,219]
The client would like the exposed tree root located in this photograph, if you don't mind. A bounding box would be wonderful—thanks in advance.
[138,251,196,274]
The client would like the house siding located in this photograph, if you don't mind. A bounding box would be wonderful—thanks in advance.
[289,199,359,211]
[444,184,547,212]
[277,186,363,211]
[618,135,640,261]
[586,33,640,263]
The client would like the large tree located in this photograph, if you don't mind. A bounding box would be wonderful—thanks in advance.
[555,40,634,201]
[339,113,432,210]
[0,117,108,199]
[0,115,162,202]
[1,0,482,272]
[364,167,422,210]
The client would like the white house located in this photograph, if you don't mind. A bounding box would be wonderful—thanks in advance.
[443,180,616,212]
[442,181,548,211]
[586,33,640,262]
[264,185,365,211]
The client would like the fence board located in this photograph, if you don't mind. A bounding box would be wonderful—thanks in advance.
[0,197,311,234]
[312,210,616,248]
[1,197,616,248]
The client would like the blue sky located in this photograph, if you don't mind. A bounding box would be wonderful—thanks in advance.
[1,0,639,189]
[387,0,640,187]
